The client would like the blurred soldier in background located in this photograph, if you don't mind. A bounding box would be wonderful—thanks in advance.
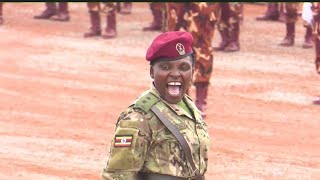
[0,3,3,25]
[166,2,219,118]
[34,2,70,21]
[278,3,299,47]
[279,3,313,48]
[302,2,320,104]
[84,2,117,39]
[214,3,243,52]
[256,3,280,21]
[116,2,132,15]
[143,2,165,31]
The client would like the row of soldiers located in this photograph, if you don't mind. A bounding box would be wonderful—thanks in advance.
[1,3,319,110]
[0,2,131,38]
[0,2,243,116]
[256,3,313,48]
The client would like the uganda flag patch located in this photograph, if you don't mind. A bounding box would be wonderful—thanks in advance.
[114,135,133,147]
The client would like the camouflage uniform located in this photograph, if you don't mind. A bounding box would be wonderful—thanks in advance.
[84,2,117,39]
[143,3,166,31]
[215,3,243,52]
[279,3,299,46]
[166,2,219,118]
[116,2,132,14]
[33,2,69,21]
[256,3,280,21]
[101,86,210,179]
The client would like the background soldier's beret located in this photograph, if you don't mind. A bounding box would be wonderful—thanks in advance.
[146,31,193,63]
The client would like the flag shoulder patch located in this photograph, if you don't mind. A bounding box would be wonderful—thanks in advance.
[114,135,133,148]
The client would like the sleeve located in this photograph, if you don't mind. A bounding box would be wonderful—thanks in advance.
[101,110,151,180]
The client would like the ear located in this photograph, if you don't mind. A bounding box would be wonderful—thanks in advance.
[150,66,154,79]
[191,68,194,82]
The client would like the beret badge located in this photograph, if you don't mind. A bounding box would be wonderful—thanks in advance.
[176,43,185,55]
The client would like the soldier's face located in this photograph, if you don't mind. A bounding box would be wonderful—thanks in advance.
[150,56,193,104]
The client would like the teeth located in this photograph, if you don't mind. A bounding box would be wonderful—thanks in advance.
[168,82,181,86]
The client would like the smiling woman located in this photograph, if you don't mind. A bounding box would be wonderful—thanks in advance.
[101,31,210,180]
[151,56,193,104]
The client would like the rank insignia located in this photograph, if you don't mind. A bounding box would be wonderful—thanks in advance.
[114,135,133,147]
[176,43,185,55]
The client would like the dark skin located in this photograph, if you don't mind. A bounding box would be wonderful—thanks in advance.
[150,56,194,104]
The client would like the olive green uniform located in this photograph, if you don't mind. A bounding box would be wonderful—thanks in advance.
[101,86,210,179]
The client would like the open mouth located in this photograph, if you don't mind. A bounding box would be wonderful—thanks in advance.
[167,81,182,96]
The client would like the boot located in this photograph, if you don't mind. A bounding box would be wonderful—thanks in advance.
[119,2,132,15]
[102,9,117,39]
[34,2,57,19]
[313,97,320,105]
[51,2,70,21]
[224,22,240,52]
[256,3,279,21]
[84,11,101,38]
[195,82,209,119]
[302,26,313,48]
[279,23,295,46]
[143,8,162,31]
[213,28,229,51]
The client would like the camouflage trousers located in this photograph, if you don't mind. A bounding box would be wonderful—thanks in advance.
[150,2,165,12]
[166,3,219,84]
[87,2,116,15]
[281,2,299,23]
[217,3,243,38]
[149,2,166,31]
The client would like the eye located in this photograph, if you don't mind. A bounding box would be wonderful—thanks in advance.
[159,64,170,70]
[180,63,191,71]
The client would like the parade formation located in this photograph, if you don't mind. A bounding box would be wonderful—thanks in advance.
[0,2,319,180]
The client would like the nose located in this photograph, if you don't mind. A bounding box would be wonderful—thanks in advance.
[170,68,181,79]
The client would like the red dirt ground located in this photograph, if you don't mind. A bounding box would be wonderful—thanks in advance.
[0,3,319,180]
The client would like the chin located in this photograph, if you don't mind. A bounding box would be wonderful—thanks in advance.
[165,95,184,104]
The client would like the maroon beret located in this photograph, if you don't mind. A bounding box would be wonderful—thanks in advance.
[146,31,193,63]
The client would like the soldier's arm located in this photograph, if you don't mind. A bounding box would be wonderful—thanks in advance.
[101,109,151,180]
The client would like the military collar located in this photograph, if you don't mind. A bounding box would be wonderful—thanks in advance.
[149,85,202,122]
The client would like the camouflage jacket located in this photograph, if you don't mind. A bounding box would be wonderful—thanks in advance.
[101,86,210,180]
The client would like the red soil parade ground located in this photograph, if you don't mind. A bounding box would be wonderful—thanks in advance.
[0,3,320,179]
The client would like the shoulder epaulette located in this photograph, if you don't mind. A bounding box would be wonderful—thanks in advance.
[133,91,159,113]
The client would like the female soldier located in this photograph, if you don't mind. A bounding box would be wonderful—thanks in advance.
[165,2,220,118]
[101,31,210,180]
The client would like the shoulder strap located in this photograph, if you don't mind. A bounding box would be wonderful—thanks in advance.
[150,106,202,180]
